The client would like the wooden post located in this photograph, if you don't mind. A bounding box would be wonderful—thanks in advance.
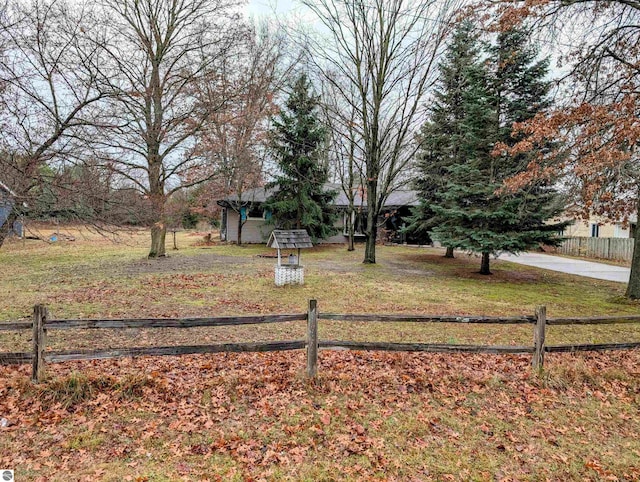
[32,304,48,382]
[306,299,318,378]
[532,305,546,370]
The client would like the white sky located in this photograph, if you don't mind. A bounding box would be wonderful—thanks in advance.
[245,0,296,20]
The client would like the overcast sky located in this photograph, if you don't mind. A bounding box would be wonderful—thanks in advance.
[245,0,295,19]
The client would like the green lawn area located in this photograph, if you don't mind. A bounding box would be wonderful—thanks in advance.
[1,227,639,481]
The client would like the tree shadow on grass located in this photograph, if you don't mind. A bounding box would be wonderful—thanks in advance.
[398,252,546,284]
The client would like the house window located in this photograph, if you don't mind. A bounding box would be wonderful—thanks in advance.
[247,205,263,219]
[590,223,599,237]
[241,204,264,221]
[613,223,627,238]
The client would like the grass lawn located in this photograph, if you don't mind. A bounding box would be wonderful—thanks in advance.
[1,226,639,481]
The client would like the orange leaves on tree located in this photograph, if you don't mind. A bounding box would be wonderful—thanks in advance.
[500,94,640,223]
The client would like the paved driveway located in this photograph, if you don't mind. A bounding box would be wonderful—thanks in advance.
[498,252,630,283]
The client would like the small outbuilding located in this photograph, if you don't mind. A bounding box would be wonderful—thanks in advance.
[266,229,313,286]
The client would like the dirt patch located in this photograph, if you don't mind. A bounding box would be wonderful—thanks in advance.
[382,258,435,277]
[314,259,366,274]
[400,252,544,283]
[450,266,544,283]
[117,252,269,276]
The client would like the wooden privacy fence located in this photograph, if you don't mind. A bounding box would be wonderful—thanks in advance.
[1,300,640,382]
[558,237,635,262]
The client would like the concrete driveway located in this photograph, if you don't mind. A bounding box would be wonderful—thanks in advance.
[498,252,630,283]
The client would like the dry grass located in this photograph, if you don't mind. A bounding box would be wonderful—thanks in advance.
[1,226,640,480]
[1,225,639,352]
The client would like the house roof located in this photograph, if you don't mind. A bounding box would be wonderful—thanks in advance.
[267,229,313,249]
[218,183,419,209]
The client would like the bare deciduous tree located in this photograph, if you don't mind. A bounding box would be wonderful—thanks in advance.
[93,0,242,257]
[322,79,364,252]
[0,0,107,247]
[299,0,459,263]
[193,24,289,245]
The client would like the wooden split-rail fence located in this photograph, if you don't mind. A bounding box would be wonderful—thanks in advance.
[1,300,639,382]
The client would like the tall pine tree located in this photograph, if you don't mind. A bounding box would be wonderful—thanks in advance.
[407,21,491,258]
[264,75,338,241]
[423,25,568,274]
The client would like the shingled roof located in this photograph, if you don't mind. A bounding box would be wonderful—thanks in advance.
[267,230,313,249]
[218,183,419,208]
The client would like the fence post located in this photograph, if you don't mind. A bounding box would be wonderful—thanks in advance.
[306,299,318,378]
[32,304,48,382]
[532,305,546,371]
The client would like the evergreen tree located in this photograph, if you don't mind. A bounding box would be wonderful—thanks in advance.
[407,21,490,257]
[264,75,338,241]
[425,25,568,274]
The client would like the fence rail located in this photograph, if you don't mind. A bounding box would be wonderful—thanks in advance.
[46,341,307,363]
[0,321,32,331]
[547,315,640,325]
[320,313,535,324]
[0,352,33,364]
[558,236,634,261]
[319,341,535,354]
[546,342,640,353]
[44,313,307,330]
[1,301,639,381]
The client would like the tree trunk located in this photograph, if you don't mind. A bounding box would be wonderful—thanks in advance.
[479,252,491,275]
[0,208,18,248]
[444,246,454,258]
[346,138,356,252]
[148,183,166,258]
[364,209,377,263]
[147,49,167,259]
[626,194,640,298]
[149,222,167,257]
[363,177,378,264]
[347,209,355,251]
[237,210,243,246]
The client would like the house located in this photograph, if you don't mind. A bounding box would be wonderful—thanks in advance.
[554,215,637,262]
[216,183,422,244]
[0,181,23,237]
[558,214,636,239]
